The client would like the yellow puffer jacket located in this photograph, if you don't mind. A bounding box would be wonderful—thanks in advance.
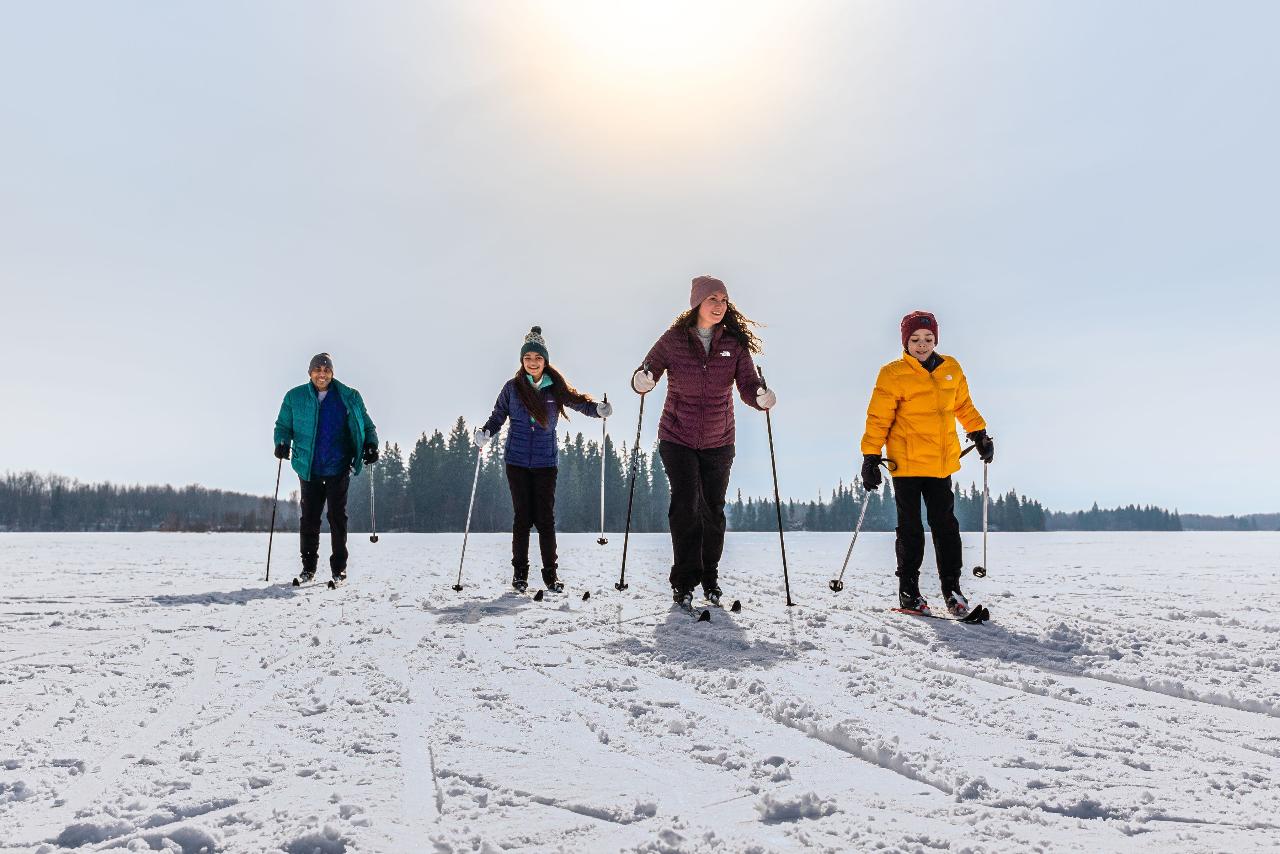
[860,353,985,479]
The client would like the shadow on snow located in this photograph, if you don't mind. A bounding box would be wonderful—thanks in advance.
[149,583,303,607]
[601,605,792,672]
[423,592,532,624]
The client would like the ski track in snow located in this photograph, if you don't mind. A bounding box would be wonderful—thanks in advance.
[0,532,1278,853]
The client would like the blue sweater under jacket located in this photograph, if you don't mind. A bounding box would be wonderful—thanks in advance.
[312,389,351,477]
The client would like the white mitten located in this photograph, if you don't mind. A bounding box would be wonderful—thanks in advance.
[631,369,657,394]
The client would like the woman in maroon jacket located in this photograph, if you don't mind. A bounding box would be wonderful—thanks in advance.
[631,276,777,609]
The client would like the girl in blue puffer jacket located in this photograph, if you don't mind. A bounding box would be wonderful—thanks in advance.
[476,326,612,593]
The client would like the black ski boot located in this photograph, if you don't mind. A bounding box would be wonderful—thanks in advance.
[704,586,723,607]
[898,575,930,613]
[541,569,564,594]
[512,569,529,593]
[897,572,929,613]
[293,567,316,587]
[672,588,694,610]
[943,586,970,618]
[898,591,931,613]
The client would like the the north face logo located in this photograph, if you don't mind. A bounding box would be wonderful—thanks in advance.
[719,351,731,357]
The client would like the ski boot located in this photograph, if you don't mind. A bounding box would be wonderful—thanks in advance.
[898,588,931,614]
[672,588,695,610]
[704,585,723,607]
[541,569,564,594]
[293,567,316,587]
[943,587,970,618]
[512,569,529,593]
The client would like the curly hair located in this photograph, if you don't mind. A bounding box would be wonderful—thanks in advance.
[669,301,764,354]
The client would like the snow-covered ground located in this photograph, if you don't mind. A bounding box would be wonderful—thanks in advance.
[1,532,1277,853]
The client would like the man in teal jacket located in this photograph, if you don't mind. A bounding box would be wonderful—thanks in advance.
[274,353,379,584]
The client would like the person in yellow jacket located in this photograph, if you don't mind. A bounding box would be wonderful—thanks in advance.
[859,310,994,616]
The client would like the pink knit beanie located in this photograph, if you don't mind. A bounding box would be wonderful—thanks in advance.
[690,275,728,309]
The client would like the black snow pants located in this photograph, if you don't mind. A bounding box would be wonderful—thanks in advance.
[507,464,558,583]
[299,472,350,576]
[892,475,963,594]
[659,440,735,596]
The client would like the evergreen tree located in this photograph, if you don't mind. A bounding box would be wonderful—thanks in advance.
[407,431,446,531]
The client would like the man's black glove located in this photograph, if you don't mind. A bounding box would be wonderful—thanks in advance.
[362,444,379,465]
[861,454,883,491]
[274,443,291,461]
[967,429,994,464]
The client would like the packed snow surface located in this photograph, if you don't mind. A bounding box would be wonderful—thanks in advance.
[1,532,1278,853]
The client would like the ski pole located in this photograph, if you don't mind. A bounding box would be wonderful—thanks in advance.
[452,444,485,592]
[368,463,379,543]
[265,457,283,582]
[828,457,899,592]
[829,494,870,594]
[597,393,609,546]
[973,461,989,577]
[616,366,649,592]
[757,367,794,607]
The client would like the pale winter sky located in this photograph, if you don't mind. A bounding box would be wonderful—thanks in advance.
[2,2,1277,516]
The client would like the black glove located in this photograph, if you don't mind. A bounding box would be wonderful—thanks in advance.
[274,443,291,461]
[967,429,994,464]
[861,454,883,491]
[362,444,379,465]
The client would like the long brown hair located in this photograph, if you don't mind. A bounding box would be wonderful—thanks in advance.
[670,300,764,354]
[513,363,593,428]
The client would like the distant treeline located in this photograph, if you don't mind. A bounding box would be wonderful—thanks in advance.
[0,471,298,533]
[345,418,1047,534]
[1046,503,1182,532]
[1180,512,1280,531]
[3,417,1270,533]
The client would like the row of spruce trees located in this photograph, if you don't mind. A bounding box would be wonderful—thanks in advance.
[1,417,1188,533]
[345,417,1065,534]
[0,471,293,533]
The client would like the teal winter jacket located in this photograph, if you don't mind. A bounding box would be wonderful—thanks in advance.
[274,379,379,480]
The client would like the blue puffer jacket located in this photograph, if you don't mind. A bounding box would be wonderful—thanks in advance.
[482,376,601,469]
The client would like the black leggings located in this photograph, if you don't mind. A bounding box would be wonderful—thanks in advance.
[892,475,963,592]
[659,440,735,594]
[507,464,558,579]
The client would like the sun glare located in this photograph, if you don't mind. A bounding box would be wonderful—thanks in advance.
[531,0,790,80]
[486,1,821,159]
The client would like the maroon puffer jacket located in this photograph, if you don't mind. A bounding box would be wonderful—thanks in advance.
[642,324,764,450]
